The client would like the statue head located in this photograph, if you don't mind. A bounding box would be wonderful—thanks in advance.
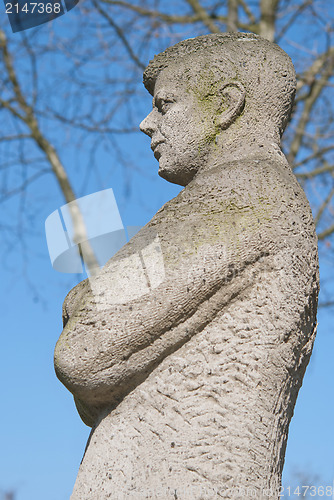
[140,33,296,186]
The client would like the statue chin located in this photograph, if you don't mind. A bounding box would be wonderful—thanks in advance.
[158,160,197,187]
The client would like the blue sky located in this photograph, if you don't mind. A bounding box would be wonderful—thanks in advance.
[2,143,334,499]
[0,3,334,500]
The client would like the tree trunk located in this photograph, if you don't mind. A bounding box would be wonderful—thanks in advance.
[259,0,279,42]
[227,0,239,32]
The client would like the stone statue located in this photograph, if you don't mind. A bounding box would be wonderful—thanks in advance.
[55,33,319,499]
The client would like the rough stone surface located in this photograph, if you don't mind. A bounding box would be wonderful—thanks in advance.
[54,33,319,499]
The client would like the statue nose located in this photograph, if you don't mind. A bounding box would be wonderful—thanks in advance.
[140,111,156,137]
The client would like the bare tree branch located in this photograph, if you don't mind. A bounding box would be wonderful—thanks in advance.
[0,133,31,142]
[296,163,334,180]
[276,0,313,42]
[100,0,256,32]
[100,0,205,24]
[42,110,138,134]
[92,0,145,70]
[318,223,334,241]
[0,169,50,202]
[0,29,100,274]
[294,146,334,169]
[238,0,256,24]
[314,185,334,226]
[318,301,334,308]
[296,47,334,96]
[288,52,334,165]
[185,0,221,33]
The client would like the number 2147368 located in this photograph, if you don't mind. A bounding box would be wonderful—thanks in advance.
[5,3,62,14]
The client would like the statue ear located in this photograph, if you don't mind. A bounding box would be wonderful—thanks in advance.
[218,82,246,130]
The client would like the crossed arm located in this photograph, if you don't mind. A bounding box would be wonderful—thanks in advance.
[54,180,275,426]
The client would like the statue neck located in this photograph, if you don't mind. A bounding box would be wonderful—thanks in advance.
[215,127,282,162]
[196,134,288,180]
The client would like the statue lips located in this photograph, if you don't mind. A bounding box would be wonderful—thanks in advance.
[151,140,165,160]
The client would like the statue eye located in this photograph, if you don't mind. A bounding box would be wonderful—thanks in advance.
[155,97,175,114]
[161,101,171,114]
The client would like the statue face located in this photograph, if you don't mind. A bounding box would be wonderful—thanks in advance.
[140,68,215,186]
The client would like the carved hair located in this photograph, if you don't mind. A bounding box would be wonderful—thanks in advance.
[143,33,296,136]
